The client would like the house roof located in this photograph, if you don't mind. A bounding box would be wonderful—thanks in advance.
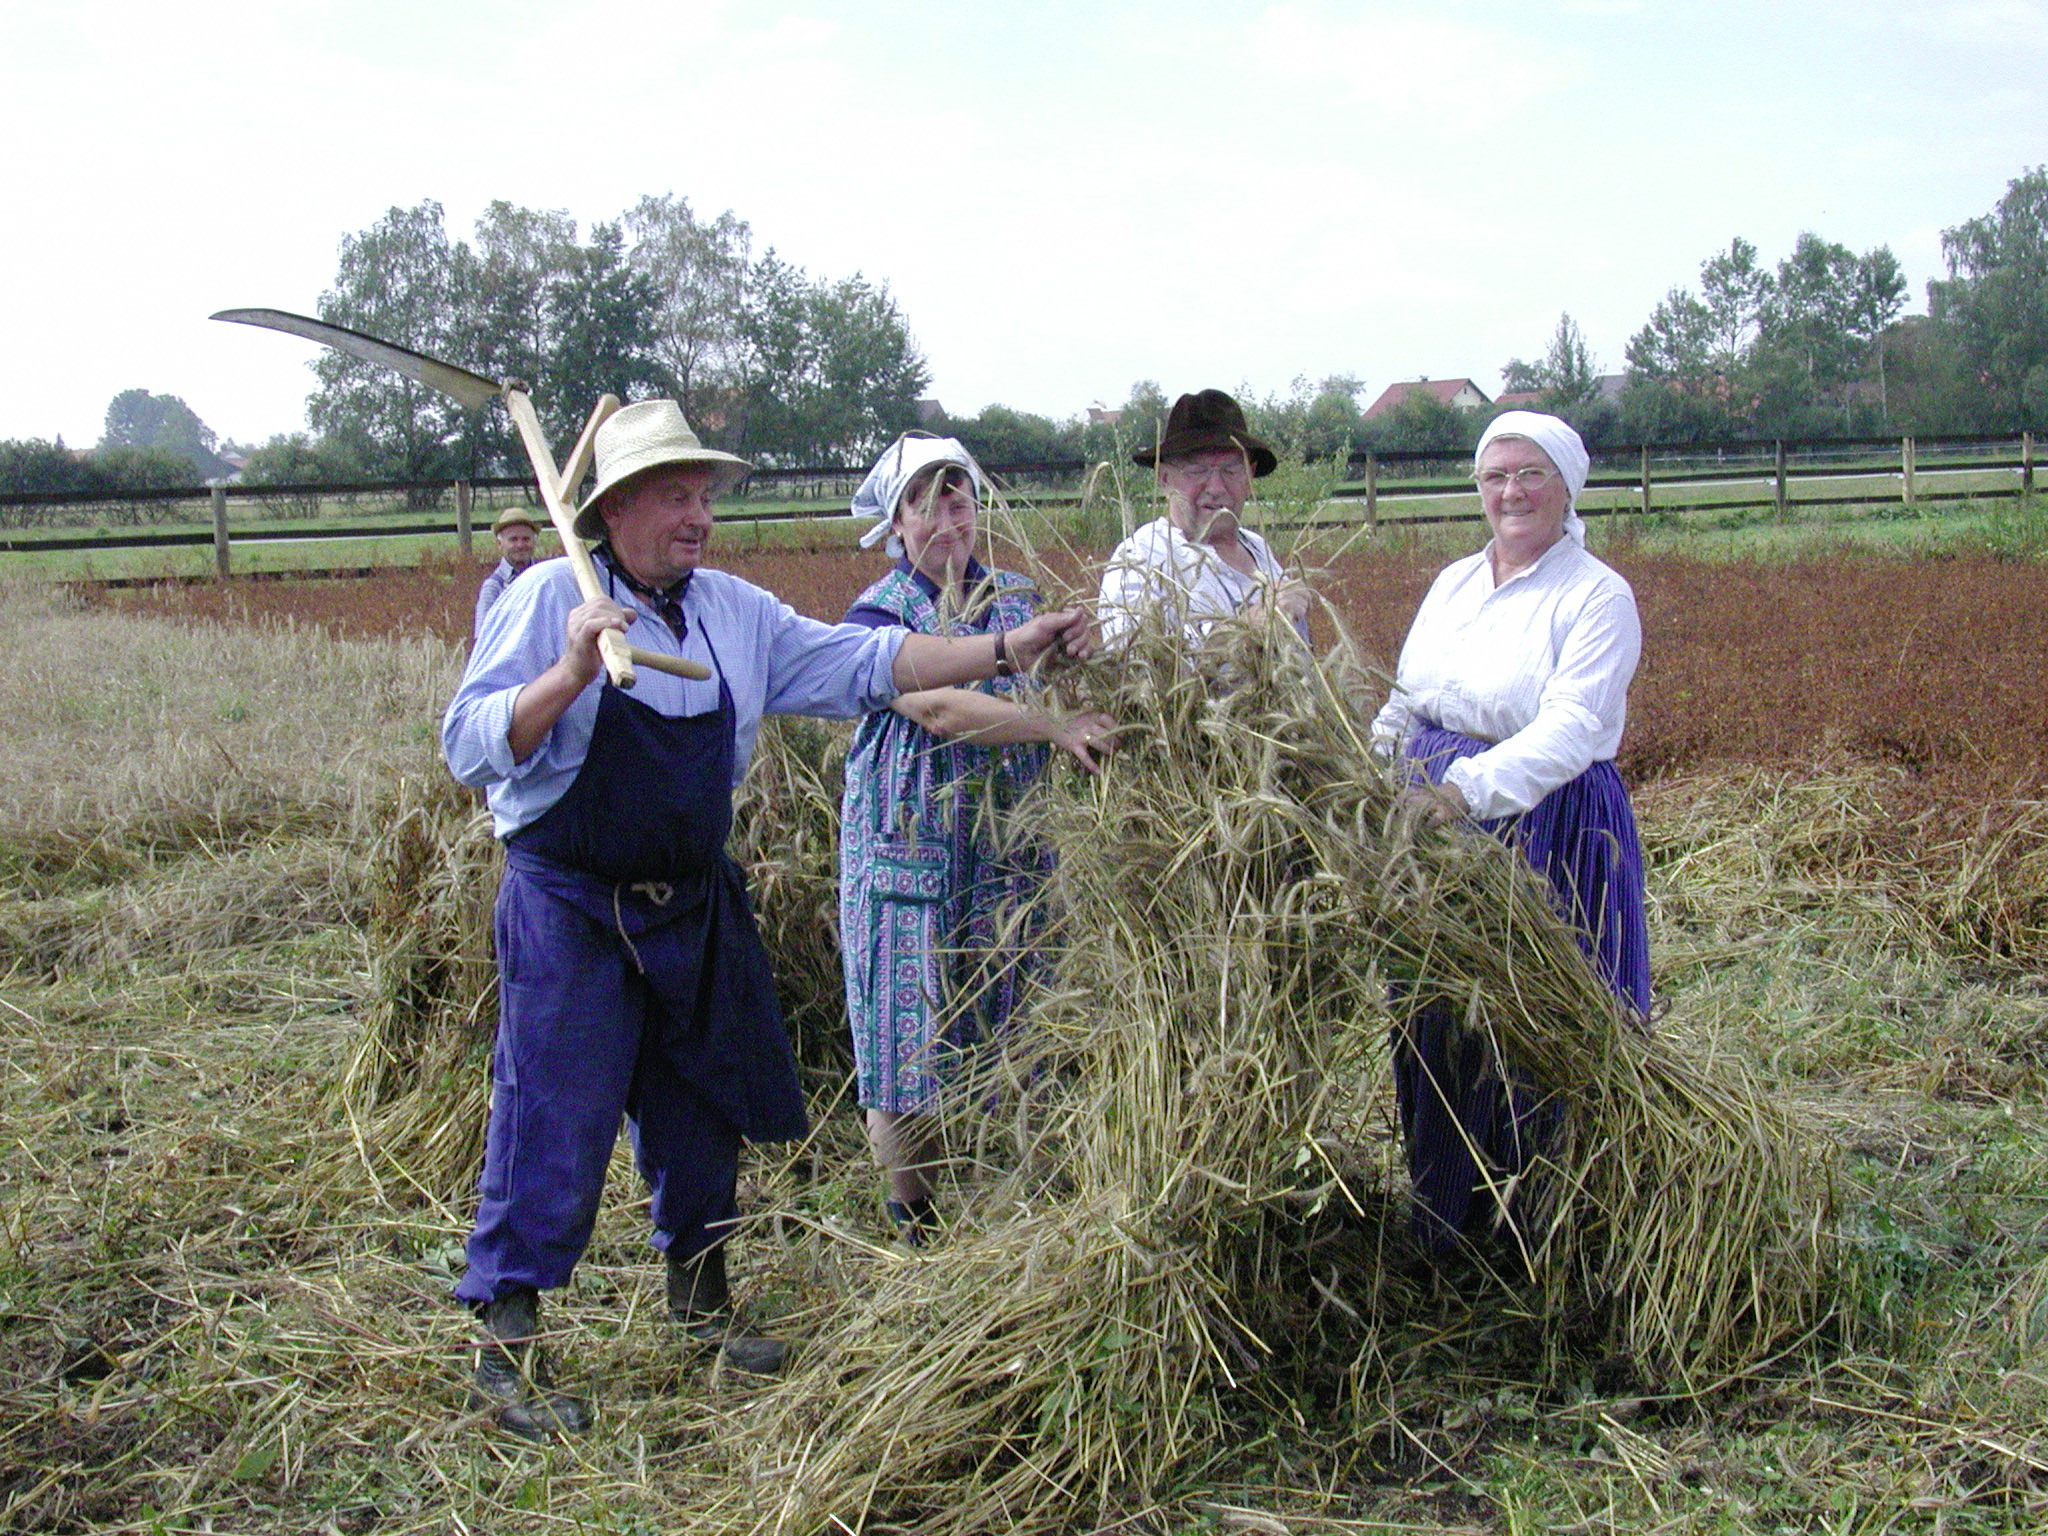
[1362,378,1491,420]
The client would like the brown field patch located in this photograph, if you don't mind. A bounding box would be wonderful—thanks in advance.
[82,545,2048,807]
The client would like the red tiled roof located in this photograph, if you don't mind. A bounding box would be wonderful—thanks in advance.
[1361,378,1491,420]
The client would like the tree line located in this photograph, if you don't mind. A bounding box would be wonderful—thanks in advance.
[1364,166,2048,454]
[4,168,2043,500]
[284,196,931,487]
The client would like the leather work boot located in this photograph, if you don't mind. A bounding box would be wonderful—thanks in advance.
[471,1287,593,1440]
[884,1195,938,1248]
[666,1243,790,1377]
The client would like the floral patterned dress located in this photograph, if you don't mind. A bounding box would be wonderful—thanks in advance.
[838,564,1049,1114]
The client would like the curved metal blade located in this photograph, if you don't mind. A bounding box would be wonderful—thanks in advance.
[211,306,503,412]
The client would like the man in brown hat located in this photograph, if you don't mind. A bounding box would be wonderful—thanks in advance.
[1097,388,1309,646]
[474,506,543,635]
[443,399,1094,1438]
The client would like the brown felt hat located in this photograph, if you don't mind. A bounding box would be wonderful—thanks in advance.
[1132,389,1277,477]
[491,506,540,534]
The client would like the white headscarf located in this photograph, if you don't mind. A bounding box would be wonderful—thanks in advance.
[1475,410,1589,547]
[850,435,986,555]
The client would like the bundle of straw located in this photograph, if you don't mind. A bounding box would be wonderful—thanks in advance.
[330,764,500,1204]
[716,596,1832,1536]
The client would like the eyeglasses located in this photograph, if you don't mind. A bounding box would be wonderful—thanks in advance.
[1473,466,1558,494]
[1164,458,1250,487]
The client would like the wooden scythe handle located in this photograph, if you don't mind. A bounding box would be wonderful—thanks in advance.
[503,389,713,686]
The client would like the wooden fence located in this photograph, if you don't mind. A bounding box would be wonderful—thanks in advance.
[0,430,2037,578]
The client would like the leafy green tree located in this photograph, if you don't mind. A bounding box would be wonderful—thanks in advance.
[623,194,753,432]
[736,252,929,464]
[1359,390,1475,455]
[1927,166,2048,429]
[240,432,368,485]
[1110,380,1171,460]
[0,437,89,497]
[1700,237,1773,374]
[1616,379,1736,444]
[101,389,225,479]
[542,221,667,445]
[1503,315,1598,411]
[1851,246,1909,423]
[1245,375,1362,461]
[310,201,477,494]
[943,404,1083,466]
[1626,287,1717,392]
[467,202,577,400]
[1759,233,1865,397]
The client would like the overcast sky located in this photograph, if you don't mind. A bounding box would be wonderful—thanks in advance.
[4,0,2043,449]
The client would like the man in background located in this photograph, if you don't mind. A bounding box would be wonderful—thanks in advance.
[474,507,541,634]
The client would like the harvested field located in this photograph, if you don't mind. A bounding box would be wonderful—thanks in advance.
[88,536,2048,800]
[12,527,2048,1534]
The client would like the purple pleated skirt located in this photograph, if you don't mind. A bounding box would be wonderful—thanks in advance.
[1393,721,1651,1254]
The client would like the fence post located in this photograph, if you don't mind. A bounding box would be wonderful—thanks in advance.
[211,485,230,578]
[2024,431,2035,496]
[1639,445,1653,516]
[1364,452,1379,531]
[1774,440,1788,520]
[1901,435,1916,506]
[455,478,474,558]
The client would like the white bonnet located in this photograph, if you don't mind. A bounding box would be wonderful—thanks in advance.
[850,435,986,552]
[1475,410,1589,546]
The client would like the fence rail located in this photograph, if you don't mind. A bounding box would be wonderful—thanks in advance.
[2,431,2037,576]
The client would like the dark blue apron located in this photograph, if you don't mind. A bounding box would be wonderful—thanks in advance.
[505,664,807,1141]
[456,641,806,1304]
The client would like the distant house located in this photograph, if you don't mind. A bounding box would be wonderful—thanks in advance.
[1086,400,1123,427]
[1492,374,1627,411]
[915,398,947,426]
[1362,378,1492,420]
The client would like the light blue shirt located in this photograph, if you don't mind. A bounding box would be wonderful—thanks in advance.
[443,555,908,838]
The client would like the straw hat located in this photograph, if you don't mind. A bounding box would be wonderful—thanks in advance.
[491,506,540,535]
[574,400,752,540]
[1131,389,1277,477]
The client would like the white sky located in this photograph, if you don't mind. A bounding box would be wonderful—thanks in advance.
[4,0,2043,448]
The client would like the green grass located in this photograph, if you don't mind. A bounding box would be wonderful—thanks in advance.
[4,566,2048,1533]
[0,508,869,581]
[7,459,2038,582]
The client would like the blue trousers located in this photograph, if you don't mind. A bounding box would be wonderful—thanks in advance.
[454,860,741,1307]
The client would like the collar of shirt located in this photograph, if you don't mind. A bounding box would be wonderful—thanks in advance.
[1483,531,1576,594]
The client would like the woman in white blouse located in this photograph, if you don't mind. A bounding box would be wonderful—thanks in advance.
[1370,410,1650,1260]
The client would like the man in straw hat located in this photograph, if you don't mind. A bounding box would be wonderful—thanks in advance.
[1097,387,1310,647]
[444,399,1094,1438]
[474,506,542,635]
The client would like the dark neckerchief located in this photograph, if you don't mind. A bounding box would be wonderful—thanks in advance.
[596,544,693,642]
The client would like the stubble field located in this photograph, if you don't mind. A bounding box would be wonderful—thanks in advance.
[7,524,2047,1534]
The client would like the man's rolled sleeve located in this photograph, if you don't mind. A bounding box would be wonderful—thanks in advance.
[761,602,907,718]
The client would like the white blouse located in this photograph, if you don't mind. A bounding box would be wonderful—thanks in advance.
[1097,516,1289,645]
[1370,537,1640,821]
